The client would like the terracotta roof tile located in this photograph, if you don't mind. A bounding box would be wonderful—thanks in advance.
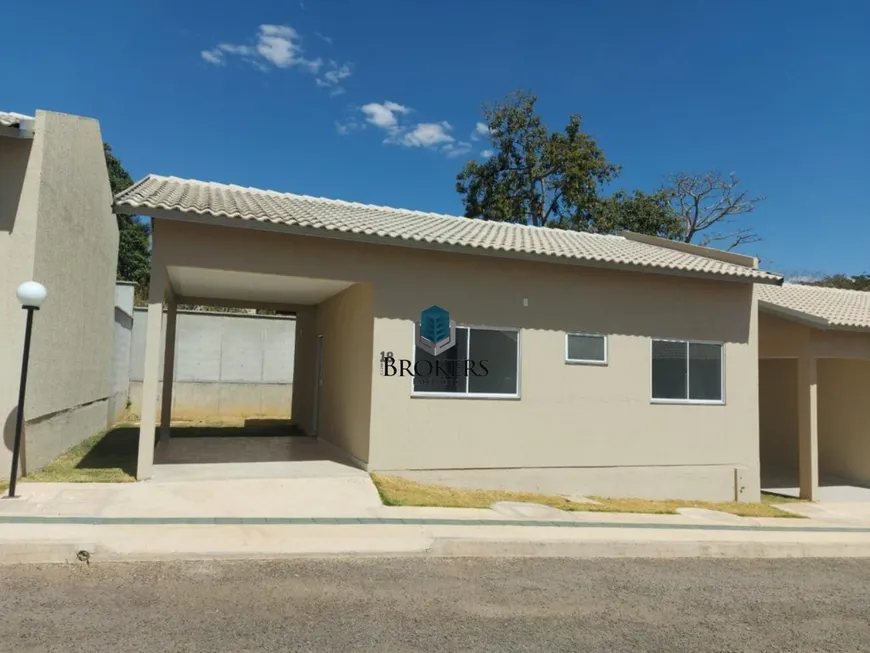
[115,174,782,284]
[758,283,870,330]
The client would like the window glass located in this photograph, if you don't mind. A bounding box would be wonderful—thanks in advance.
[651,340,687,400]
[567,334,606,362]
[689,343,722,401]
[413,328,468,394]
[468,329,519,395]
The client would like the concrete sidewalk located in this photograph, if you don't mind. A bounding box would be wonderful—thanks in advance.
[2,520,870,564]
[1,480,870,562]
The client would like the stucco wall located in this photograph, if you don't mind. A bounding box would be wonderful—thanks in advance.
[108,282,135,424]
[1,110,117,479]
[758,358,798,470]
[0,133,41,475]
[314,283,374,464]
[150,219,761,501]
[128,308,295,420]
[818,359,870,483]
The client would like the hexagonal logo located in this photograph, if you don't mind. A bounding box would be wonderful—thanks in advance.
[415,305,457,356]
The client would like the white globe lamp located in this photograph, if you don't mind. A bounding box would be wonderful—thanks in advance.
[16,281,47,309]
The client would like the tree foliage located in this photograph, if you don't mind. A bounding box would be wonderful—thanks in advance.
[457,91,762,250]
[105,143,151,294]
[804,274,870,291]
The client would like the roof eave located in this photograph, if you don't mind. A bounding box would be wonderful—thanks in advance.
[759,301,870,333]
[115,201,782,287]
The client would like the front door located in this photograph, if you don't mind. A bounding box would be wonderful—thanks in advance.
[312,334,324,435]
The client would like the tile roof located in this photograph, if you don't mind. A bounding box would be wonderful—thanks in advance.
[758,283,870,330]
[115,174,782,284]
[0,111,34,128]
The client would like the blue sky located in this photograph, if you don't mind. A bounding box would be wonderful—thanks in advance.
[2,0,867,276]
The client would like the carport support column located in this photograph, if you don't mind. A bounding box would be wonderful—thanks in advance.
[159,299,178,443]
[137,265,166,480]
[797,353,819,501]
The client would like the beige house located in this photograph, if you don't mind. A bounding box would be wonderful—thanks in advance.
[116,174,788,502]
[0,110,118,479]
[758,284,870,501]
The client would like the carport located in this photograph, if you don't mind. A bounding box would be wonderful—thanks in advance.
[114,178,376,481]
[758,284,870,501]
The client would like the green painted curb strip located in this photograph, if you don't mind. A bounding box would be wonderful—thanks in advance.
[0,514,868,533]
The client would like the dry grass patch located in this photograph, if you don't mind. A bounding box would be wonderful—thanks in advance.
[22,424,138,484]
[370,474,803,519]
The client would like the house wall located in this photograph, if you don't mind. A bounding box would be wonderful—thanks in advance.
[314,283,374,464]
[151,219,761,501]
[291,306,316,435]
[1,111,118,479]
[21,111,119,474]
[128,309,296,421]
[0,131,40,477]
[759,311,870,360]
[818,359,870,483]
[758,358,798,470]
[108,282,136,424]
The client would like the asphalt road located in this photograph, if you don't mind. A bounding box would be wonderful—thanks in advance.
[2,557,870,652]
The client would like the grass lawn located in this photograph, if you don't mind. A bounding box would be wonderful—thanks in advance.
[22,424,139,484]
[370,473,804,519]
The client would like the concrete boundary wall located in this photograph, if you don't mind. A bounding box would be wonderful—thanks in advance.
[128,309,296,420]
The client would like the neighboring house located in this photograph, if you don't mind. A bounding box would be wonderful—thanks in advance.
[758,283,870,500]
[0,110,118,480]
[116,174,785,502]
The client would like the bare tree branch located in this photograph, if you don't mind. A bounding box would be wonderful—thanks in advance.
[664,171,764,250]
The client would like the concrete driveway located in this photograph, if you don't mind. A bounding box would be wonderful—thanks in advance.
[5,437,383,518]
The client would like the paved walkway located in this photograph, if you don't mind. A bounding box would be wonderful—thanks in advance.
[3,479,870,562]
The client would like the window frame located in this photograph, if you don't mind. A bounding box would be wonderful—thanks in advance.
[649,338,725,406]
[564,332,608,366]
[410,323,522,400]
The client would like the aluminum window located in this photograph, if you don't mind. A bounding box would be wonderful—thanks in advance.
[565,333,607,365]
[651,339,724,404]
[411,325,520,398]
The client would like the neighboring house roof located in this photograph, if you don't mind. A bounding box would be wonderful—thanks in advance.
[758,283,870,331]
[0,111,34,128]
[115,174,783,285]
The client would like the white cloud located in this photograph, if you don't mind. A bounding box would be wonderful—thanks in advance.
[480,149,494,158]
[317,32,334,45]
[398,121,454,148]
[202,24,324,75]
[316,62,352,95]
[336,119,361,135]
[470,121,490,141]
[256,24,321,71]
[361,101,411,131]
[347,102,478,157]
[324,63,351,85]
[443,141,473,158]
[201,49,224,65]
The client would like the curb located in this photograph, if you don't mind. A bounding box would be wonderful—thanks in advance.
[428,538,870,559]
[1,515,869,533]
[4,536,870,564]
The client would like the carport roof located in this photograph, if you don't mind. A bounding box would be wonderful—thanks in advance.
[115,174,783,285]
[758,283,870,331]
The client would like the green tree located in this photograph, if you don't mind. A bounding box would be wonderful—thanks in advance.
[805,274,870,291]
[105,143,151,295]
[456,90,676,236]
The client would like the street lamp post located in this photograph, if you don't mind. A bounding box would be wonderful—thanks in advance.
[6,281,47,499]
